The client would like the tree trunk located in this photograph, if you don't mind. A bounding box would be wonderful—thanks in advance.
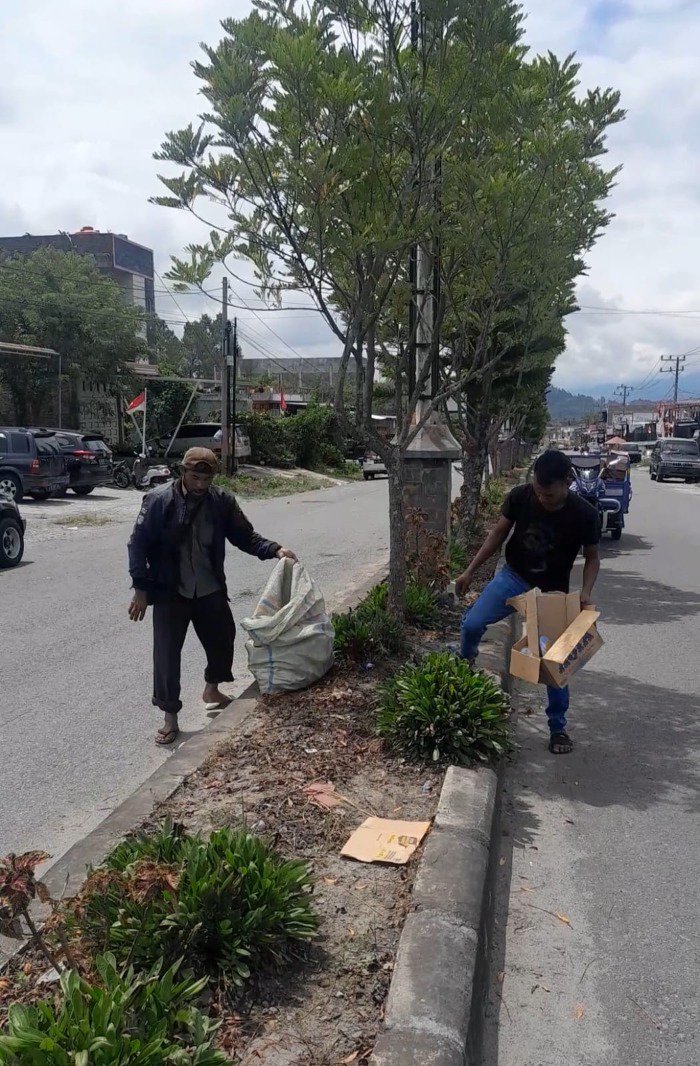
[363,323,375,428]
[387,457,407,619]
[354,346,364,427]
[457,408,490,546]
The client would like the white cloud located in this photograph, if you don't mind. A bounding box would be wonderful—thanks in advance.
[1,1,699,391]
[525,0,700,394]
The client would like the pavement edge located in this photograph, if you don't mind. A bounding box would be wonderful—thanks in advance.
[370,617,513,1066]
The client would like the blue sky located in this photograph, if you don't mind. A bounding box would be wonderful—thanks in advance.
[1,1,699,396]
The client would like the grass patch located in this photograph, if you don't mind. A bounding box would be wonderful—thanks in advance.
[317,461,363,480]
[215,472,323,498]
[52,513,112,527]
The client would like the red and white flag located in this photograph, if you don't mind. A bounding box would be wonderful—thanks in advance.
[127,390,146,414]
[279,390,288,412]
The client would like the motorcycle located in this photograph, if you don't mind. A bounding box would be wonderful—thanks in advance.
[113,453,172,491]
[569,452,631,541]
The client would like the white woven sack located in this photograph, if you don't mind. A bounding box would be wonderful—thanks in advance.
[241,557,335,694]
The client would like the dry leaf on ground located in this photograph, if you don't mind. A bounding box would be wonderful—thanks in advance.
[574,1003,586,1021]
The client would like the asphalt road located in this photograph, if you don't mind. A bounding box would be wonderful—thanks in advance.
[484,471,700,1065]
[0,479,390,865]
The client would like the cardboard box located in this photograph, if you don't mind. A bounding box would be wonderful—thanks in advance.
[508,589,603,689]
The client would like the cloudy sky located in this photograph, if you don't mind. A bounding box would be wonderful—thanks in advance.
[1,0,699,397]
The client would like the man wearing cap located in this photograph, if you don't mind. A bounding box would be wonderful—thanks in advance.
[128,447,297,745]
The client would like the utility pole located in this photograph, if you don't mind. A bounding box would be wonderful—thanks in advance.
[661,354,686,404]
[230,317,238,475]
[614,384,632,436]
[220,277,230,474]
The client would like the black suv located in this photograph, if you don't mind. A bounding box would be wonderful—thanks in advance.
[0,492,24,567]
[650,438,700,483]
[49,430,114,495]
[0,428,69,502]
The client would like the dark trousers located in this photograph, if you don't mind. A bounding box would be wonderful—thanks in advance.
[152,590,235,714]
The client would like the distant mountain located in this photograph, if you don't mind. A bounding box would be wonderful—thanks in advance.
[547,386,599,422]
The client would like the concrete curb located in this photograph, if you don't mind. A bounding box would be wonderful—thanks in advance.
[371,617,513,1066]
[1,561,390,971]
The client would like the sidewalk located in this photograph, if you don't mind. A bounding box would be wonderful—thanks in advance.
[482,675,698,1066]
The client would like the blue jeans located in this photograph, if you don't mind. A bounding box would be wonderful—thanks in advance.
[460,565,570,735]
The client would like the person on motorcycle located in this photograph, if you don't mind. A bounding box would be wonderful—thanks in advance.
[455,449,600,755]
[127,447,297,745]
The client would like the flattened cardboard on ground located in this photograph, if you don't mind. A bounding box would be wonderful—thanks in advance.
[340,817,431,865]
[508,589,603,689]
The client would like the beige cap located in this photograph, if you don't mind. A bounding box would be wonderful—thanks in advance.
[182,447,219,473]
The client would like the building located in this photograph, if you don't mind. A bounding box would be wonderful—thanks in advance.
[0,227,155,324]
[0,227,156,441]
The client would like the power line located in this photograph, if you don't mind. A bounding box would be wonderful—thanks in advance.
[154,270,192,324]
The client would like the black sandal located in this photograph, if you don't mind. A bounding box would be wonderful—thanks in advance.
[155,727,180,746]
[548,732,573,755]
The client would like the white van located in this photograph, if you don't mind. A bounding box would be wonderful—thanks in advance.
[162,423,251,460]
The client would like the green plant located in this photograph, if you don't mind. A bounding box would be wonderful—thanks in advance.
[362,579,438,627]
[0,954,225,1065]
[332,602,403,662]
[71,825,318,987]
[449,538,468,578]
[377,652,511,765]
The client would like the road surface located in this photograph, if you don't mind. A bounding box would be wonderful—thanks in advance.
[484,470,700,1066]
[0,480,390,865]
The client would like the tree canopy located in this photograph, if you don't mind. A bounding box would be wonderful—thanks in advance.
[0,247,146,425]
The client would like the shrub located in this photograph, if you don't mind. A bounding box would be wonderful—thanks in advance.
[0,954,225,1065]
[70,825,318,987]
[239,413,296,467]
[362,579,438,627]
[332,602,403,662]
[319,442,347,469]
[377,652,511,765]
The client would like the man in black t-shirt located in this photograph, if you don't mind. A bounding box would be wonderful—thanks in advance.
[455,450,600,754]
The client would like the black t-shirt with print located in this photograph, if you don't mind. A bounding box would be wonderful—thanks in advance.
[502,484,600,593]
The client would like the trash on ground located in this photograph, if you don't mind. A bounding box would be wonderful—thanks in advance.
[340,817,430,865]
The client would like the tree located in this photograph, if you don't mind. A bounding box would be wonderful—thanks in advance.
[148,316,185,370]
[0,248,145,425]
[152,0,622,609]
[181,314,222,379]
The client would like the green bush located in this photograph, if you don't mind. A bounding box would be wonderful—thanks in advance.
[0,954,225,1065]
[332,602,403,662]
[239,405,350,470]
[377,652,511,765]
[363,579,438,627]
[72,825,318,987]
[238,412,296,467]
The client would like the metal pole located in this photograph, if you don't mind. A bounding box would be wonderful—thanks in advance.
[221,277,230,474]
[57,354,62,428]
[231,317,238,474]
[164,385,198,458]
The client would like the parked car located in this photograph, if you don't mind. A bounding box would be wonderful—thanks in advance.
[649,438,700,483]
[212,426,253,461]
[0,428,69,502]
[618,442,642,463]
[359,452,388,480]
[49,429,114,495]
[159,423,252,460]
[0,491,25,567]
